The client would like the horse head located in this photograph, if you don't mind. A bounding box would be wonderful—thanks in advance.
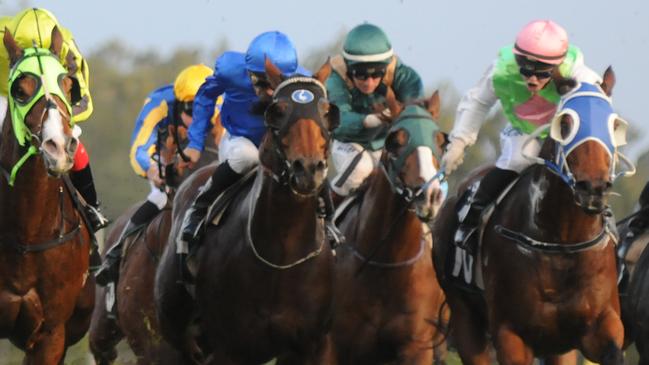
[3,26,76,178]
[259,59,339,196]
[538,67,634,213]
[382,91,448,222]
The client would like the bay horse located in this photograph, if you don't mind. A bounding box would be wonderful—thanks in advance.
[433,68,634,365]
[155,59,339,364]
[332,92,449,364]
[0,27,95,364]
[89,117,223,364]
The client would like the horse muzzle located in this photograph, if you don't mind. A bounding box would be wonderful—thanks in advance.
[415,183,444,223]
[41,135,78,176]
[574,179,612,214]
[289,158,327,197]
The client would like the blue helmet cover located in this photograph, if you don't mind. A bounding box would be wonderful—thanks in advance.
[245,31,298,75]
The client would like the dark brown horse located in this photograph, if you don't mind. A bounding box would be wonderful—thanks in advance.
[619,218,649,364]
[155,60,338,364]
[434,69,630,365]
[332,92,449,364]
[0,27,94,364]
[89,119,223,364]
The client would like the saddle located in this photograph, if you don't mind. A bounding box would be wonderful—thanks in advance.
[445,177,520,292]
[208,168,257,227]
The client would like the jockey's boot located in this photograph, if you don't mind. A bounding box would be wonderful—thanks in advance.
[95,201,161,286]
[455,168,518,253]
[319,182,345,250]
[179,162,242,259]
[70,163,109,231]
[617,212,649,264]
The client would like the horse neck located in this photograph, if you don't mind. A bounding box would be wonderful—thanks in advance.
[354,170,422,260]
[0,132,66,239]
[520,167,603,241]
[250,172,321,254]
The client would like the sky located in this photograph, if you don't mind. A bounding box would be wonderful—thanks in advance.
[2,0,648,159]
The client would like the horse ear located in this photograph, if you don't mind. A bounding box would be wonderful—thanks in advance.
[385,86,403,121]
[264,57,284,90]
[425,90,440,120]
[551,68,577,95]
[435,131,449,155]
[385,129,408,154]
[3,27,23,66]
[50,26,63,58]
[600,66,615,96]
[313,58,331,85]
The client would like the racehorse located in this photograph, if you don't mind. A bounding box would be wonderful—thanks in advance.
[0,27,95,364]
[619,217,649,364]
[155,59,339,364]
[89,118,223,364]
[433,68,633,365]
[332,92,449,364]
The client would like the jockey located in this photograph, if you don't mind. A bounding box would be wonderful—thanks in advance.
[94,64,218,286]
[442,20,602,250]
[0,8,107,231]
[327,23,424,200]
[178,31,343,271]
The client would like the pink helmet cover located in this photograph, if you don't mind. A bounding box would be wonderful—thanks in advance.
[513,20,569,65]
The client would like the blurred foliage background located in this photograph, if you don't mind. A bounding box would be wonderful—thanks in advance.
[0,28,646,364]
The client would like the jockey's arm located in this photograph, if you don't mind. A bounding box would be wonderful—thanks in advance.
[186,74,225,152]
[449,62,499,147]
[326,72,371,140]
[129,99,169,177]
[392,63,424,104]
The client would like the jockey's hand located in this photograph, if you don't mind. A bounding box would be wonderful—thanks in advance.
[363,113,385,129]
[378,108,392,123]
[179,147,201,169]
[441,139,466,175]
[146,164,164,188]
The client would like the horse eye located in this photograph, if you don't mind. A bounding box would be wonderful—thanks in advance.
[560,118,573,140]
[10,74,40,105]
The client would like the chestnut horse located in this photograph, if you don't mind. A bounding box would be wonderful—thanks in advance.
[89,119,223,364]
[155,60,338,364]
[0,28,94,364]
[433,69,633,365]
[332,92,449,364]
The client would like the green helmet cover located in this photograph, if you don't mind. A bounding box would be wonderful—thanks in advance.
[8,47,72,146]
[387,105,441,177]
[343,23,393,65]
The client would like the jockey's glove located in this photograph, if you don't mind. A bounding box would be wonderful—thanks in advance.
[441,139,467,175]
[363,113,384,129]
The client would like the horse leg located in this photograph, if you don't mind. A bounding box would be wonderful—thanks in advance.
[580,308,624,365]
[65,274,96,347]
[22,324,65,365]
[448,297,490,365]
[89,286,123,365]
[493,324,534,365]
[433,337,449,365]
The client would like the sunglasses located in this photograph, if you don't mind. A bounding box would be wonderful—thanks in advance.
[178,101,193,116]
[249,71,271,89]
[351,69,386,81]
[519,67,553,80]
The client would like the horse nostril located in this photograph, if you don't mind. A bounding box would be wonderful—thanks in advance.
[43,139,59,155]
[67,137,79,155]
[292,159,305,175]
[575,181,592,193]
[316,160,326,172]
